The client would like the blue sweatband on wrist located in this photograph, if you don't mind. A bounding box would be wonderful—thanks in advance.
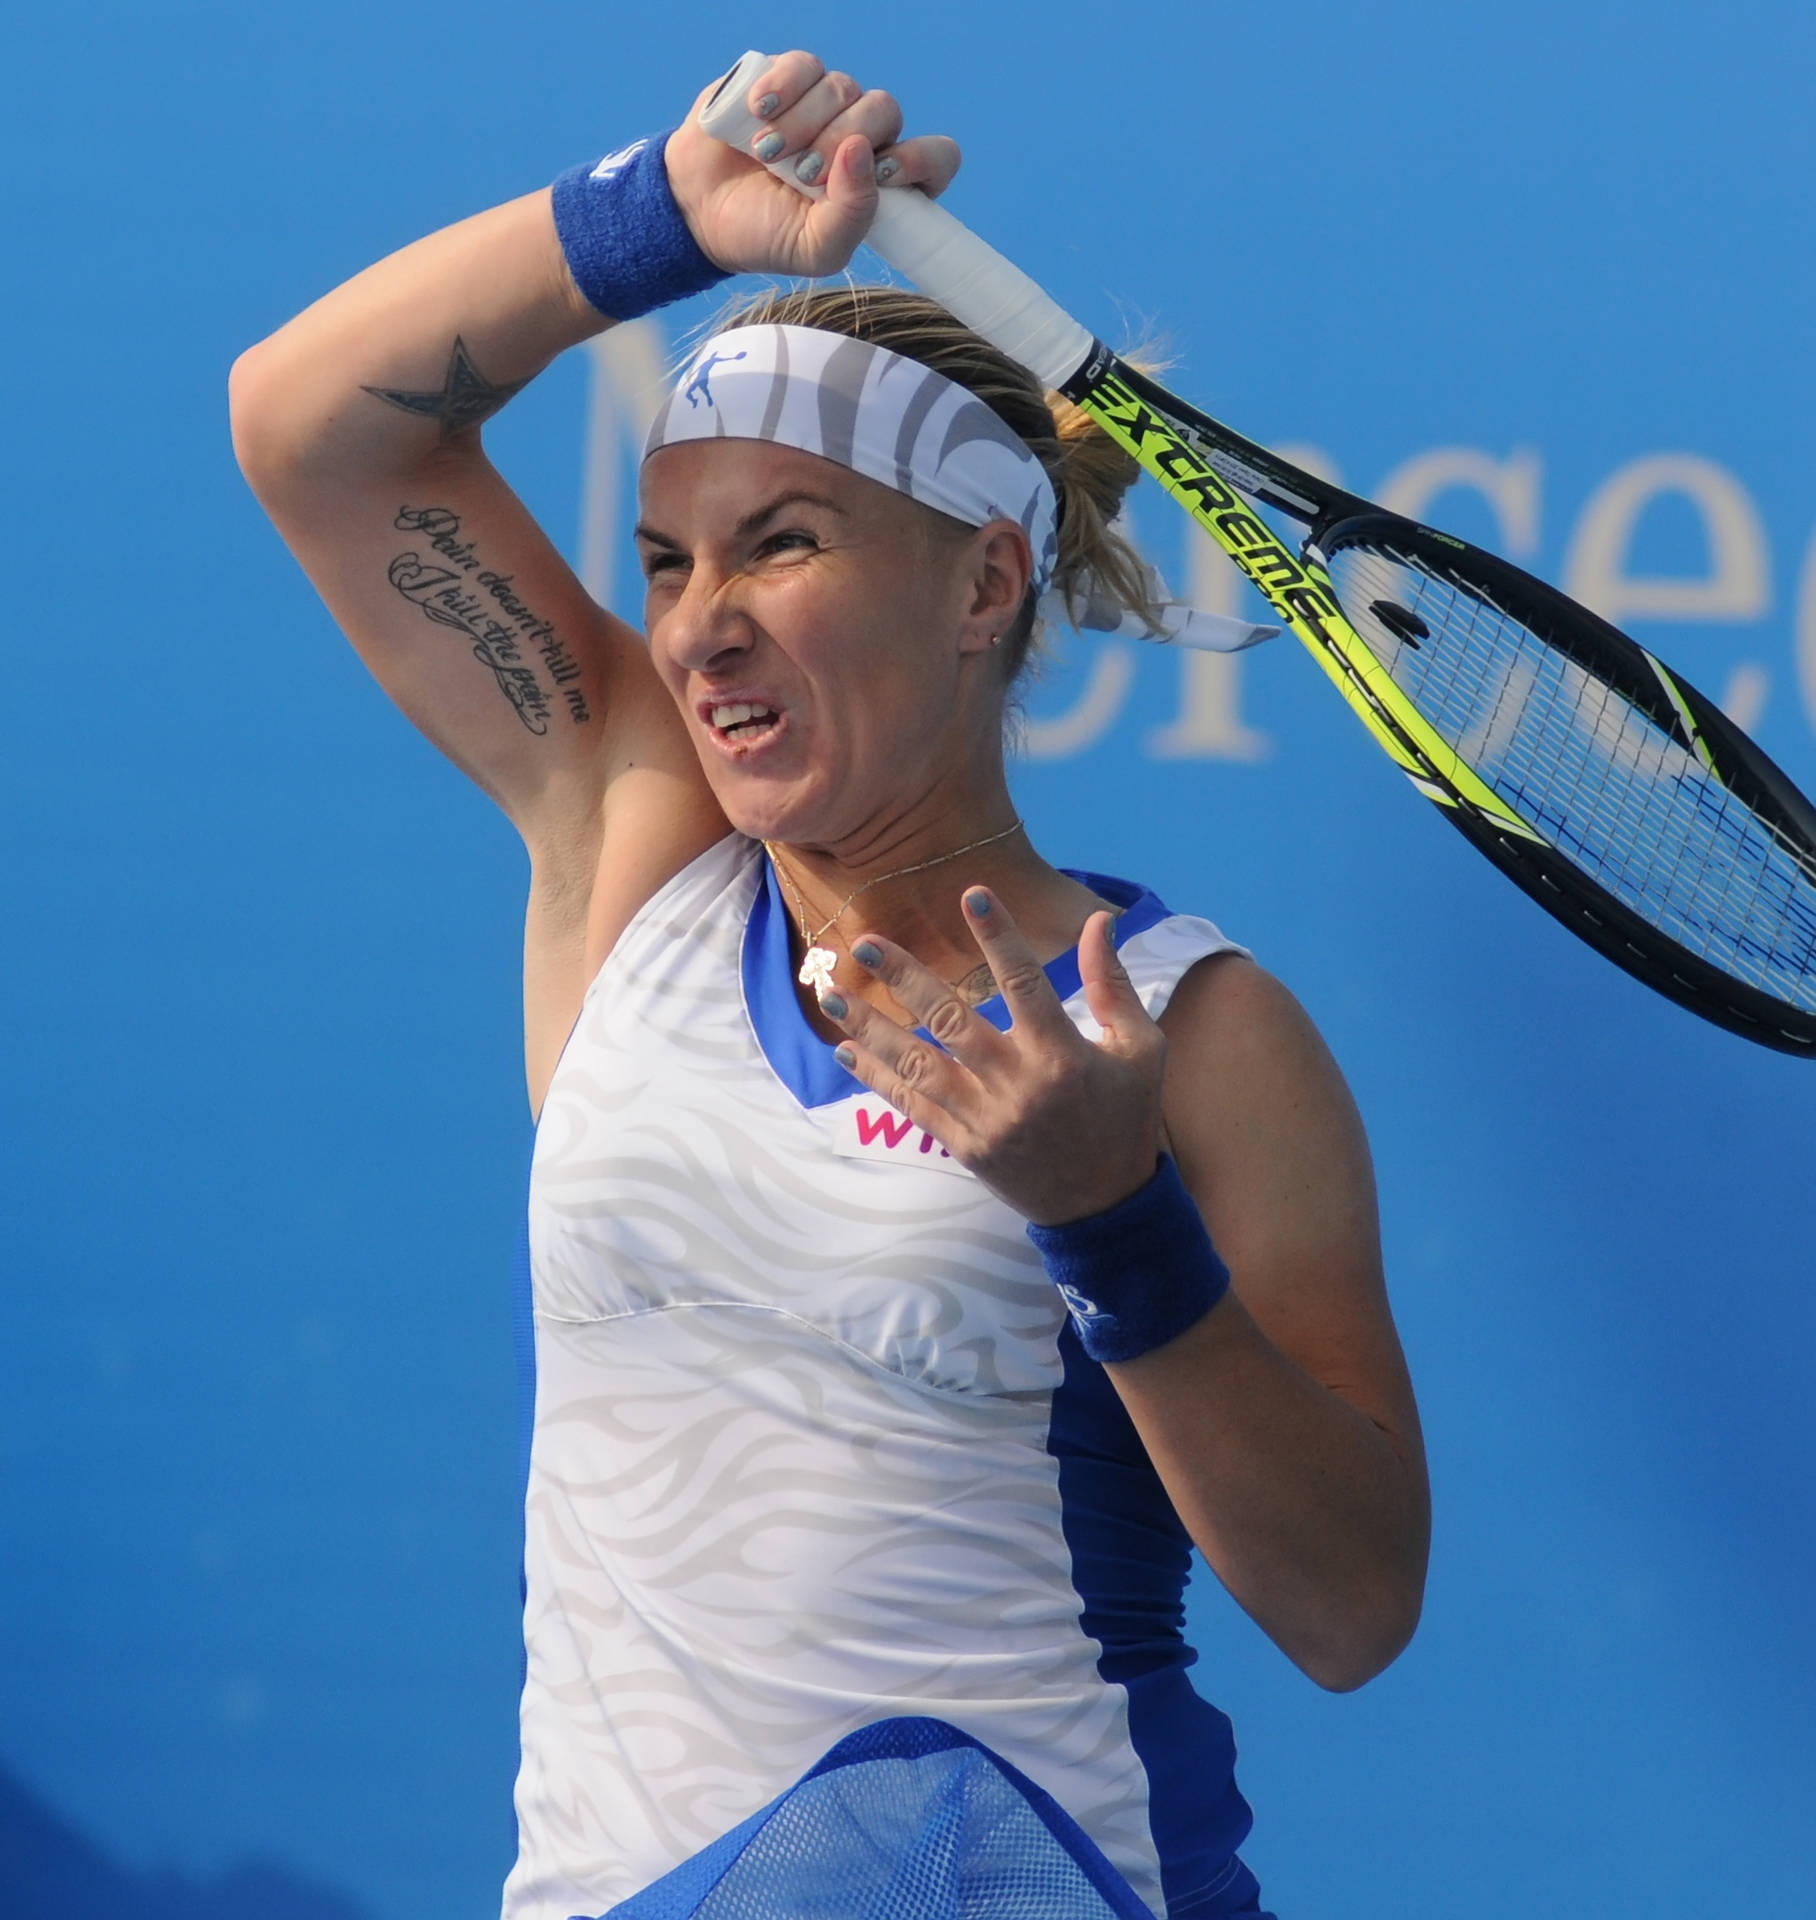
[1026,1155,1230,1364]
[552,132,731,321]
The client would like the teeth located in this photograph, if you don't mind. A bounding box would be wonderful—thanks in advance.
[710,703,775,730]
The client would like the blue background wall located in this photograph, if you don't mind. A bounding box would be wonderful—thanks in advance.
[4,3,1813,1915]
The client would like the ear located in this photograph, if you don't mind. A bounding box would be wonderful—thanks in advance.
[955,521,1034,656]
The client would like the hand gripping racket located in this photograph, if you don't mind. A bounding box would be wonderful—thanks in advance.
[701,52,1816,1055]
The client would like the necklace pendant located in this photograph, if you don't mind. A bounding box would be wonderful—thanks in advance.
[798,945,839,995]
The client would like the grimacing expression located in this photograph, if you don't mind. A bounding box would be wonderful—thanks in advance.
[636,439,1021,847]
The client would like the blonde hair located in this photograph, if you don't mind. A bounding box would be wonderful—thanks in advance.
[713,284,1159,674]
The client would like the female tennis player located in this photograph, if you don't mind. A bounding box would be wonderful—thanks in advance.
[231,50,1428,1920]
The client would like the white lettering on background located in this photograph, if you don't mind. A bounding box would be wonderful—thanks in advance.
[1563,453,1774,730]
[1020,646,1138,759]
[1375,446,1542,558]
[1721,663,1771,734]
[1562,453,1770,623]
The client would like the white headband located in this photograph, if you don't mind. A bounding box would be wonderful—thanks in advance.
[644,324,1277,655]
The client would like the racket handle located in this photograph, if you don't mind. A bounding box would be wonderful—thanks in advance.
[698,51,1094,390]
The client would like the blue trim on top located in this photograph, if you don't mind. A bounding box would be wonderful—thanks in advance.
[1047,1322,1265,1918]
[1037,869,1171,1009]
[742,856,865,1109]
[741,857,1173,1111]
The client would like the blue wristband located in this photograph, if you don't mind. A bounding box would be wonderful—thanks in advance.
[1026,1156,1230,1364]
[552,132,730,321]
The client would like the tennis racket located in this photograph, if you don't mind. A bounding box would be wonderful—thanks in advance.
[701,53,1816,1056]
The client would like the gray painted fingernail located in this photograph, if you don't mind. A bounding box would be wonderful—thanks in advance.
[874,155,901,185]
[753,131,785,161]
[851,940,883,969]
[834,1043,857,1071]
[819,991,848,1020]
[965,889,991,916]
[793,149,825,185]
[755,92,781,119]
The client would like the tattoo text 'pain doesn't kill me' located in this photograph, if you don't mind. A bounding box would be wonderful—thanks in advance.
[386,505,590,732]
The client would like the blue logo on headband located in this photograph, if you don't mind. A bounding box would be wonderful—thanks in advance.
[683,349,748,410]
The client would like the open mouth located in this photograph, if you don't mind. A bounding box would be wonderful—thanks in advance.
[709,701,781,745]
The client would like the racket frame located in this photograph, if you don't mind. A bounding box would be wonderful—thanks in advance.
[696,50,1816,1054]
[1070,353,1816,1053]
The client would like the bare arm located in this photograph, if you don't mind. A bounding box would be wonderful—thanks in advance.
[228,54,959,1103]
[228,55,959,839]
[230,188,633,811]
[229,186,725,1100]
[1120,957,1429,1691]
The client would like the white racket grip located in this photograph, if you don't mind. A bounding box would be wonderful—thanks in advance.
[865,194,1094,391]
[697,51,1095,391]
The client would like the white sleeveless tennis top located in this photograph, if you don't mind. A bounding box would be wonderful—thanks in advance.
[503,835,1256,1920]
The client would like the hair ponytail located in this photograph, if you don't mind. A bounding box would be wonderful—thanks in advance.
[1044,390,1156,645]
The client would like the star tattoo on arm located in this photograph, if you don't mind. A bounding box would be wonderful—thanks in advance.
[361,336,527,441]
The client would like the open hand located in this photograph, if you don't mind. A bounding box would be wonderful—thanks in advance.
[665,51,962,279]
[821,889,1167,1226]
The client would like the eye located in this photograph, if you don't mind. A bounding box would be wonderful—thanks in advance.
[757,528,819,558]
[640,550,688,582]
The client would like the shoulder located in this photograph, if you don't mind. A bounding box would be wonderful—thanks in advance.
[1157,947,1328,1077]
[1157,951,1365,1156]
[1157,956,1380,1297]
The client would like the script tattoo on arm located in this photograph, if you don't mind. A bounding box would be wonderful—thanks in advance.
[362,337,527,441]
[385,505,592,732]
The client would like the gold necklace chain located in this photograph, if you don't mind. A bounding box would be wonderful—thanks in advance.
[765,818,1025,994]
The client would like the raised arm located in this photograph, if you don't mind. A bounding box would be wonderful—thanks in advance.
[229,187,651,817]
[228,53,958,1099]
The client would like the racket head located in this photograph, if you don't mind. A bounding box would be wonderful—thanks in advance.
[1061,352,1816,1052]
[1317,512,1816,1053]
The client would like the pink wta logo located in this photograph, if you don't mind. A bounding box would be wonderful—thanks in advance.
[853,1106,950,1160]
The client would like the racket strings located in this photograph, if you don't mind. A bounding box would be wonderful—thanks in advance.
[1326,542,1816,1013]
[1437,571,1816,988]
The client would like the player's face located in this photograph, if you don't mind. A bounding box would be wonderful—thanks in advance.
[638,439,1002,847]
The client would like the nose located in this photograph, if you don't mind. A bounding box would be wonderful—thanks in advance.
[656,564,756,676]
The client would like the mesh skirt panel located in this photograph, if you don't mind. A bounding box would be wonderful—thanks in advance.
[596,1718,1186,1920]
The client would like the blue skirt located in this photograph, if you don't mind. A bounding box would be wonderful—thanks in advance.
[594,1718,1273,1920]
